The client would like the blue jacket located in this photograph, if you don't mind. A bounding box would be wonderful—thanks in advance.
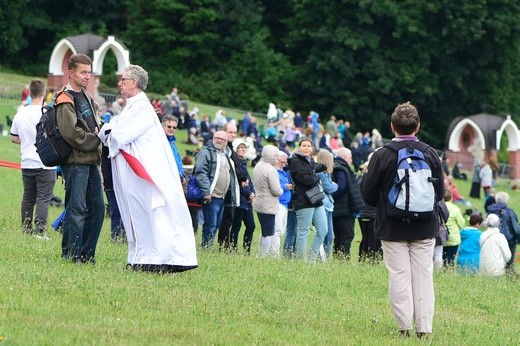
[277,168,292,207]
[317,172,338,212]
[487,202,518,244]
[167,135,184,180]
[457,227,481,274]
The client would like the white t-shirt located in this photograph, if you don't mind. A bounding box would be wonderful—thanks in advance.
[10,104,55,169]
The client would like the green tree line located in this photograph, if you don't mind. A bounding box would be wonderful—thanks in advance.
[2,0,520,147]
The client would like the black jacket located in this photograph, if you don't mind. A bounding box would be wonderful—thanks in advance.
[360,139,444,241]
[289,152,326,211]
[331,157,363,217]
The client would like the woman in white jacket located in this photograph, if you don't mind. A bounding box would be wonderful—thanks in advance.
[479,214,512,276]
[252,145,284,256]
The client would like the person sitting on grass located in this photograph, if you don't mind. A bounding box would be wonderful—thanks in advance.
[479,213,511,277]
[443,190,465,267]
[456,213,483,275]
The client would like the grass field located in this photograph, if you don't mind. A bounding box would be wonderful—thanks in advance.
[1,98,520,344]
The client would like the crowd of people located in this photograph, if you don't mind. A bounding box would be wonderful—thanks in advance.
[8,54,520,339]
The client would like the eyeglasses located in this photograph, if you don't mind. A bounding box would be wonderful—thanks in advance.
[166,125,177,129]
[213,137,227,142]
[120,77,133,82]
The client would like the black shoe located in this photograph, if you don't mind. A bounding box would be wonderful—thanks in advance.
[399,330,410,338]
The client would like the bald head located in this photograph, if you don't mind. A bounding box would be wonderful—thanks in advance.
[212,131,228,151]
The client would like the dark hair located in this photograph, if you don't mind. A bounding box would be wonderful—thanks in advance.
[68,54,92,70]
[391,101,420,135]
[29,79,46,98]
[182,156,193,165]
[298,136,313,147]
[444,189,452,201]
[469,213,483,226]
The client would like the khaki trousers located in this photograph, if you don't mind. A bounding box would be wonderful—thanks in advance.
[381,238,435,333]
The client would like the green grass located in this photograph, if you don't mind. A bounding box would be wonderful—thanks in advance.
[1,102,520,344]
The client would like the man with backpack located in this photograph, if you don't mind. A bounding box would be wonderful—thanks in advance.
[56,53,104,263]
[360,102,444,339]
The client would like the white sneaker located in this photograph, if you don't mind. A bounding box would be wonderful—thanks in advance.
[35,234,50,241]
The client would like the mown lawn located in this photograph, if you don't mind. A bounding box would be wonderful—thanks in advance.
[1,100,520,345]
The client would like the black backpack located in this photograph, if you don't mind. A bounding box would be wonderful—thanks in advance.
[35,91,73,167]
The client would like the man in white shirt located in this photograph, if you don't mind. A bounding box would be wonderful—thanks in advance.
[10,79,56,239]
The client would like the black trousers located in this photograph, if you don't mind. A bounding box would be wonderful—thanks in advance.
[358,218,382,262]
[332,215,356,258]
[218,206,235,249]
[230,207,256,253]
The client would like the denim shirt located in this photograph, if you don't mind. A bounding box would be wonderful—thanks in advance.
[317,172,338,212]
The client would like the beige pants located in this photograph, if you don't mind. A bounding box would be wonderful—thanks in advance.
[381,238,435,333]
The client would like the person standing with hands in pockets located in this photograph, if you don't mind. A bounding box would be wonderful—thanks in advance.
[360,102,444,338]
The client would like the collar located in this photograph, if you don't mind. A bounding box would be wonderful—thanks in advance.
[393,135,418,141]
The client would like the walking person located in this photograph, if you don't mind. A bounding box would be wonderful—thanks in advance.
[56,54,105,263]
[10,79,57,239]
[360,102,444,338]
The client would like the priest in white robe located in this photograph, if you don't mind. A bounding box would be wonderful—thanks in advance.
[99,65,197,273]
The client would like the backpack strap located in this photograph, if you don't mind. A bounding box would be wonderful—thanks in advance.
[54,89,74,105]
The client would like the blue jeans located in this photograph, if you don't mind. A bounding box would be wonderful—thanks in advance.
[61,164,105,262]
[283,209,297,257]
[201,197,225,248]
[295,206,328,260]
[323,210,334,258]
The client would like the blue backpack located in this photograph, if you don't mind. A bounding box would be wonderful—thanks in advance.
[386,141,437,222]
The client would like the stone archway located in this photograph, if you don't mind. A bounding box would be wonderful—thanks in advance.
[47,34,130,96]
[445,113,520,179]
[496,116,520,177]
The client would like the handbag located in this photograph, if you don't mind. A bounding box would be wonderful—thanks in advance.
[187,175,204,201]
[305,185,325,204]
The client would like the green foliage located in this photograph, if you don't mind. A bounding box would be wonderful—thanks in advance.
[3,1,520,148]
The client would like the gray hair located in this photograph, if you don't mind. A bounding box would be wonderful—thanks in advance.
[126,64,148,91]
[161,115,177,124]
[335,147,352,160]
[277,151,288,159]
[495,191,510,204]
